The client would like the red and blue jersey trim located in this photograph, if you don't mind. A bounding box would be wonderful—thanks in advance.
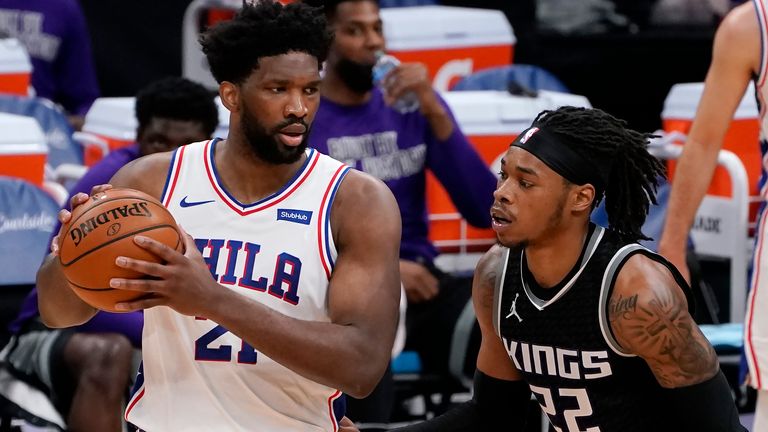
[203,139,320,216]
[327,390,344,432]
[747,203,768,388]
[317,165,351,279]
[160,143,193,208]
[124,362,145,422]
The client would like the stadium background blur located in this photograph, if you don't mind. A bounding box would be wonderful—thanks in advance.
[0,0,756,430]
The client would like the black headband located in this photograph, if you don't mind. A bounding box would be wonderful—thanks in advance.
[511,126,606,192]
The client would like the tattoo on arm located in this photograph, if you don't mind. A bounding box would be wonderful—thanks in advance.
[474,248,501,320]
[612,287,718,387]
[608,294,638,322]
[480,266,497,311]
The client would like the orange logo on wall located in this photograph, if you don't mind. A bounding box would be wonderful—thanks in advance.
[389,44,513,91]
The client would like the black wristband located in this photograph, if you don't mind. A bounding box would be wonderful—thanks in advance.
[390,371,530,432]
[388,401,479,432]
[473,371,530,431]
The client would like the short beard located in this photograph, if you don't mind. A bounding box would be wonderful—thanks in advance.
[240,105,308,165]
[496,190,568,249]
[335,58,374,94]
[545,192,567,233]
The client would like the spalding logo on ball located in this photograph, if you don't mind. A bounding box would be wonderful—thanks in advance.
[59,188,183,312]
[69,198,151,246]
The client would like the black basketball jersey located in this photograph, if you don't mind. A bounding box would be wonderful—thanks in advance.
[492,224,693,431]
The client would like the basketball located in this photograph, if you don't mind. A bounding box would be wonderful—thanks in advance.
[58,188,183,312]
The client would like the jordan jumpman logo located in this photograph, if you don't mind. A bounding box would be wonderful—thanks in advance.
[506,293,523,322]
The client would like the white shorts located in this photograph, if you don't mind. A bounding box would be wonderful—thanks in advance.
[745,210,768,390]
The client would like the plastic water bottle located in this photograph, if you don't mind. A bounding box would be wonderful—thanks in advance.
[372,51,420,114]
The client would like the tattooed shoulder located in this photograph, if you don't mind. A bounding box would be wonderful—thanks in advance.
[473,245,504,311]
[609,254,718,388]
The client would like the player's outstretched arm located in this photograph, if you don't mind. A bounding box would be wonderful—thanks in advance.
[609,254,745,431]
[392,245,529,431]
[658,2,758,279]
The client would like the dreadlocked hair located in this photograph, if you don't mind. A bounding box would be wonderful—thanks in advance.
[532,106,666,243]
[200,1,332,84]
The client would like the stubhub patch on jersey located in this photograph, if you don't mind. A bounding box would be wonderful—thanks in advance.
[277,208,313,225]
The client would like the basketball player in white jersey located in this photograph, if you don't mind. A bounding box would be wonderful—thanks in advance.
[35,3,400,431]
[659,1,768,428]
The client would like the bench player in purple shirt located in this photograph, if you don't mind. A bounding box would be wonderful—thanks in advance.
[1,77,218,431]
[0,0,100,129]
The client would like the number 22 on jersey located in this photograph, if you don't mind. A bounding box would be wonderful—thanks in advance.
[530,385,599,432]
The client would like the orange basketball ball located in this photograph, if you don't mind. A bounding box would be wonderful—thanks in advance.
[59,188,182,312]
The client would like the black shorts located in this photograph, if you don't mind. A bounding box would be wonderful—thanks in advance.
[0,319,76,420]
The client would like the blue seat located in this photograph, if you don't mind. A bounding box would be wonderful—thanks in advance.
[700,323,743,354]
[0,95,82,170]
[392,351,422,374]
[0,176,58,286]
[590,177,672,253]
[452,64,570,94]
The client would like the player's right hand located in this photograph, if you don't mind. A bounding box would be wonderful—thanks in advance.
[111,225,219,316]
[50,184,113,256]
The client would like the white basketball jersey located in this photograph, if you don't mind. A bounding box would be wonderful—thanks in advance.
[125,139,350,431]
[753,0,768,202]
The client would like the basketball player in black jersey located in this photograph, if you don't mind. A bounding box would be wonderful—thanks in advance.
[395,106,744,431]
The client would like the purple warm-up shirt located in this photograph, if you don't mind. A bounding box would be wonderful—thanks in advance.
[0,0,99,115]
[10,144,143,347]
[309,89,496,263]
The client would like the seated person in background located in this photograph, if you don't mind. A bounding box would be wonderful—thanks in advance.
[0,0,101,129]
[304,0,497,423]
[0,76,218,431]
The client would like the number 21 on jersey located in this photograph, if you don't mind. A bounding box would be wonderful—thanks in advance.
[194,318,258,364]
